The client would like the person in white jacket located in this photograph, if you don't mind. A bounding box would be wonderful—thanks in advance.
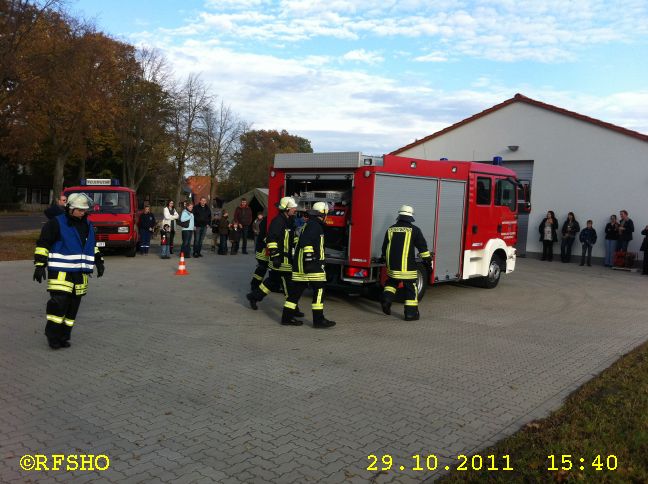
[163,200,180,254]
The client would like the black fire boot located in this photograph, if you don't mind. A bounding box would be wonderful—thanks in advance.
[404,306,420,321]
[295,306,305,318]
[313,310,336,328]
[246,292,259,310]
[380,292,392,315]
[281,307,303,326]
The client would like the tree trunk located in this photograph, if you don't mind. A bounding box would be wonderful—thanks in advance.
[52,153,66,198]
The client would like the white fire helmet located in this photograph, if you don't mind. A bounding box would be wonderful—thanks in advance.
[310,202,329,216]
[398,205,414,217]
[67,193,92,210]
[278,196,298,210]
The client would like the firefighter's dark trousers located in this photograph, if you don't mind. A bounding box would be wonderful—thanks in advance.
[250,259,269,291]
[250,269,292,306]
[283,280,326,323]
[45,271,87,345]
[382,277,419,318]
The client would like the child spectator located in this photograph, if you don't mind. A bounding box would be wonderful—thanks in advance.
[252,212,264,248]
[138,205,156,255]
[579,220,597,266]
[217,211,230,255]
[210,215,219,252]
[229,221,242,255]
[160,224,171,259]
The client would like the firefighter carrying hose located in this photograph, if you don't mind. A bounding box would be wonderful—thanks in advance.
[33,193,105,349]
[247,197,303,318]
[282,201,336,328]
[381,205,432,321]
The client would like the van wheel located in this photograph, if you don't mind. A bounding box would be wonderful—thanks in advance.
[126,245,137,257]
[479,255,503,288]
[415,262,429,301]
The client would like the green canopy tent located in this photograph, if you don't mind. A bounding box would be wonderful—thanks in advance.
[222,188,268,220]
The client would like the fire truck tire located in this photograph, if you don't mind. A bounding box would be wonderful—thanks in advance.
[414,262,428,301]
[479,254,503,289]
[126,244,137,257]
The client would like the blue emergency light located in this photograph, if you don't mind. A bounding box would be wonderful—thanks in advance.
[492,156,503,166]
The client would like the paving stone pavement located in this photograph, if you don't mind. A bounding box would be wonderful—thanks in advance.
[1,253,647,483]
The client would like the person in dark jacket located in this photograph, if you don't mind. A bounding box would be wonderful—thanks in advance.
[33,193,104,349]
[229,221,242,254]
[250,214,269,291]
[538,210,558,261]
[603,214,619,267]
[217,211,230,254]
[192,197,212,257]
[380,205,432,321]
[44,194,68,219]
[560,212,580,263]
[234,198,253,254]
[616,210,634,252]
[137,205,156,255]
[281,202,335,328]
[640,225,648,275]
[579,220,597,266]
[247,197,304,319]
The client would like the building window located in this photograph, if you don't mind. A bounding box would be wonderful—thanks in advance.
[476,177,491,205]
[495,179,516,211]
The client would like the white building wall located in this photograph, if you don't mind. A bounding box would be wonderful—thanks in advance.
[399,102,648,258]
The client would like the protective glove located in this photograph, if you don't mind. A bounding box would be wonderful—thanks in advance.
[271,255,282,269]
[96,260,105,278]
[33,266,46,283]
[423,257,433,273]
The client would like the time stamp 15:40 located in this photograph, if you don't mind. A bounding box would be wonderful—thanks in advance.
[367,454,619,473]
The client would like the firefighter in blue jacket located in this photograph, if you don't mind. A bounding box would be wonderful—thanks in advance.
[381,205,432,321]
[33,193,105,349]
[281,202,336,328]
[247,197,303,318]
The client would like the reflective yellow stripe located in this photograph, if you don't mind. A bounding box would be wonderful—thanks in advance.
[303,246,314,253]
[94,246,100,254]
[384,285,397,294]
[402,228,411,273]
[419,251,431,258]
[404,300,418,306]
[253,274,263,281]
[63,318,75,327]
[387,269,417,279]
[320,236,324,260]
[259,283,271,295]
[267,242,278,249]
[284,301,297,309]
[35,262,46,267]
[312,288,323,309]
[47,314,64,324]
[312,303,324,310]
[281,277,288,298]
[35,247,49,256]
[386,230,393,268]
[58,272,67,281]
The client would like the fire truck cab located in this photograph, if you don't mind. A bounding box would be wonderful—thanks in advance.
[64,179,139,257]
[269,152,527,299]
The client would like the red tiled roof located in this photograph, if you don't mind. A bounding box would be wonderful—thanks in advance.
[187,176,215,200]
[392,93,648,155]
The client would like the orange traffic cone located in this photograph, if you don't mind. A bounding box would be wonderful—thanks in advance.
[175,252,189,276]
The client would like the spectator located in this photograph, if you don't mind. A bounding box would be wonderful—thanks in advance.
[162,200,179,254]
[217,211,230,255]
[617,210,634,252]
[44,194,67,219]
[579,220,597,266]
[603,215,619,267]
[210,215,219,252]
[641,225,648,275]
[180,202,194,258]
[234,198,253,254]
[229,220,242,255]
[137,205,156,255]
[560,212,580,263]
[252,212,264,248]
[192,197,212,258]
[538,210,558,261]
[160,224,171,259]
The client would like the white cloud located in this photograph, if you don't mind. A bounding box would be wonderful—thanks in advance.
[414,51,448,62]
[342,49,384,64]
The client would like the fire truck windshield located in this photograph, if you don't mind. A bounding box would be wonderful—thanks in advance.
[67,190,131,214]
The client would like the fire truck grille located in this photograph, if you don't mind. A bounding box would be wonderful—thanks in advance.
[94,226,121,235]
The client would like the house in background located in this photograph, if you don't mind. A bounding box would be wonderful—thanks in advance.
[392,94,648,259]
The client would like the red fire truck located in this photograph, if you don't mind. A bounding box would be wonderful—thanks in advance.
[268,152,529,299]
[64,179,139,257]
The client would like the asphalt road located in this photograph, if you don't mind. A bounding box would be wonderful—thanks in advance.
[0,213,47,233]
[1,254,647,483]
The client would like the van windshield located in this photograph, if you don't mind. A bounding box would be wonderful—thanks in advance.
[66,190,131,214]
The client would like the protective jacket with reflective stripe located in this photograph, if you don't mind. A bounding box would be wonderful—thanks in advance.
[266,213,294,272]
[48,214,96,273]
[254,216,269,262]
[381,217,430,280]
[293,217,326,282]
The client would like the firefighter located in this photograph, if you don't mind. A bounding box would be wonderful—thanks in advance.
[282,201,336,328]
[246,197,303,318]
[381,205,432,321]
[250,214,269,291]
[33,193,105,349]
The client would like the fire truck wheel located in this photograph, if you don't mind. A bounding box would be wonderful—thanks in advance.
[415,262,429,301]
[480,254,504,289]
[126,244,137,257]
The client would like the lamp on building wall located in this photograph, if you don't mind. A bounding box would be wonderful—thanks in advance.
[507,145,519,152]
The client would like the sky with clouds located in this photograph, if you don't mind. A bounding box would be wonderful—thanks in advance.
[72,0,648,154]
